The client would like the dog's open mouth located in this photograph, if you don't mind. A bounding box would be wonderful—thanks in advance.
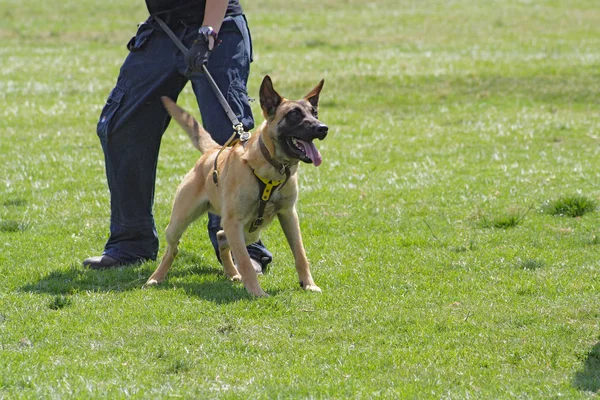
[287,137,322,166]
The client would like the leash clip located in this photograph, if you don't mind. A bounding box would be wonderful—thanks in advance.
[236,123,250,142]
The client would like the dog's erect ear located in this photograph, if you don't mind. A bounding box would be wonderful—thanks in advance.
[260,75,282,118]
[304,79,324,109]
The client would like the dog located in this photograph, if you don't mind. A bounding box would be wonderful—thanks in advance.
[144,75,328,297]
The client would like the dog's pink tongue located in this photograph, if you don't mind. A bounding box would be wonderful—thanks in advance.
[297,140,322,166]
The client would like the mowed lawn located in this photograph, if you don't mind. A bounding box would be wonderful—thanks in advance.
[1,0,600,398]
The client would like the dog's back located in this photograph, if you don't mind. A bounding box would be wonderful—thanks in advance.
[161,96,219,153]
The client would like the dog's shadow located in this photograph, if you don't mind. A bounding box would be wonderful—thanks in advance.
[574,339,600,393]
[20,251,267,303]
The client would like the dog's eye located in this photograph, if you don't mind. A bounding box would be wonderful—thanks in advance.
[312,108,318,118]
[287,109,302,121]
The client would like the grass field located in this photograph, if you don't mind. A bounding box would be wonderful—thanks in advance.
[2,0,600,398]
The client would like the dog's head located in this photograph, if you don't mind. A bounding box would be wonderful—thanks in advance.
[259,76,328,166]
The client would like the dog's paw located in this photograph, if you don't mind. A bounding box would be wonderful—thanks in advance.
[142,279,160,289]
[251,289,269,297]
[302,283,322,293]
[244,284,269,297]
[228,274,242,282]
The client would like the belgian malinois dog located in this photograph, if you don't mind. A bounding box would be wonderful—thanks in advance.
[144,76,328,297]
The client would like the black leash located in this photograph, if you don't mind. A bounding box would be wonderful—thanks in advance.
[154,16,189,55]
[200,63,246,139]
[154,16,249,186]
[154,16,246,137]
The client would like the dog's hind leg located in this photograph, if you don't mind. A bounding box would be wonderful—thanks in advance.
[278,208,321,292]
[144,178,208,287]
[221,218,267,297]
[217,230,241,281]
[144,225,180,287]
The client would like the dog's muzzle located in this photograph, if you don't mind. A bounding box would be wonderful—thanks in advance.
[314,123,328,140]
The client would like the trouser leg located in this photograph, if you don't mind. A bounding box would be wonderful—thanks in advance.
[96,20,188,263]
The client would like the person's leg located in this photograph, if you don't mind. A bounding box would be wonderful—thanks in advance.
[86,19,188,267]
[187,15,273,270]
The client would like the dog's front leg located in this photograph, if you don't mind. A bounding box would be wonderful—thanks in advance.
[278,208,321,292]
[144,176,207,288]
[217,230,241,281]
[222,218,267,297]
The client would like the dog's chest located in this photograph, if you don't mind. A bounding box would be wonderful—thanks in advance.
[260,188,294,216]
[242,187,295,233]
[249,183,296,225]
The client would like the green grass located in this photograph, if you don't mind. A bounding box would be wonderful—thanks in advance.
[518,258,546,271]
[2,0,600,398]
[543,195,598,218]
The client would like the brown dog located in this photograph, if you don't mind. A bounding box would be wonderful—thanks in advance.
[144,76,328,297]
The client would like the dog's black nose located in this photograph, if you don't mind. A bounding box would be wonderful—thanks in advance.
[315,124,328,139]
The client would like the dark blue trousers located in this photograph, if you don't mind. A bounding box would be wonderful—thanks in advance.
[96,14,272,266]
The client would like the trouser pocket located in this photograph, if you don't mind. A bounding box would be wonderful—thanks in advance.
[97,84,125,142]
[126,20,154,52]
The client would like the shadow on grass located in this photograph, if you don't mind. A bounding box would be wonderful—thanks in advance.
[20,250,270,303]
[574,340,600,393]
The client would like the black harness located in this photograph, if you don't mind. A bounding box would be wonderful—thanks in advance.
[248,138,291,232]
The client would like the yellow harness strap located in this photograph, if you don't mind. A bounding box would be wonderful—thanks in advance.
[249,170,285,232]
[253,170,284,201]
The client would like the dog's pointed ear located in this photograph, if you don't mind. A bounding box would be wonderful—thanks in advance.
[260,75,282,118]
[304,79,324,109]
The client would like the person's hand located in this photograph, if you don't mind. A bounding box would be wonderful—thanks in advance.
[185,26,218,73]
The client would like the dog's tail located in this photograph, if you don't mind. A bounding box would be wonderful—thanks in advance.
[161,96,219,153]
